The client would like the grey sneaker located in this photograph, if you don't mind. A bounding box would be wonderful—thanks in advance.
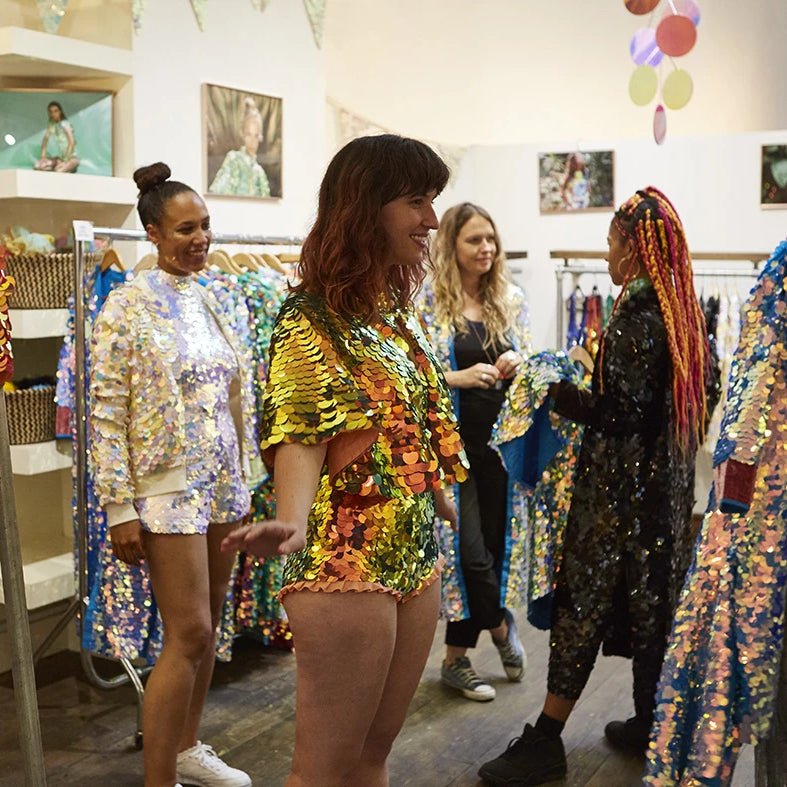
[493,609,527,681]
[176,741,251,786]
[441,656,496,701]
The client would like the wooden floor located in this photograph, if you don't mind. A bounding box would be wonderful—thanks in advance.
[0,610,755,786]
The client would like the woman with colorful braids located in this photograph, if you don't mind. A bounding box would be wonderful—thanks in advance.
[480,187,710,787]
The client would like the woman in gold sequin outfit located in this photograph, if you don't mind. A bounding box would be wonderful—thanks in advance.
[90,163,257,787]
[223,135,468,786]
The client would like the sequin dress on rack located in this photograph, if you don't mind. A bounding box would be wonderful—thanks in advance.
[646,240,787,787]
[260,292,468,601]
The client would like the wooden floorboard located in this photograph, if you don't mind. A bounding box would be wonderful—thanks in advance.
[0,609,757,786]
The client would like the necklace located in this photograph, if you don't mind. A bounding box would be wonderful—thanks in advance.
[467,319,503,390]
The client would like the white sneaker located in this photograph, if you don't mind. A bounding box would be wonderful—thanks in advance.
[176,741,251,787]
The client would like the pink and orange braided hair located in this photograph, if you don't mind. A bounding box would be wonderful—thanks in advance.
[602,187,708,452]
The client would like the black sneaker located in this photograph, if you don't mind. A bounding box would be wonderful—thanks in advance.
[478,723,567,786]
[604,717,650,753]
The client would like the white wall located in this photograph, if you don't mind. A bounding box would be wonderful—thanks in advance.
[325,0,787,146]
[438,130,787,351]
[132,0,325,238]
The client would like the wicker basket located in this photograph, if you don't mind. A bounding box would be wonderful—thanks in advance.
[5,252,101,309]
[5,385,57,444]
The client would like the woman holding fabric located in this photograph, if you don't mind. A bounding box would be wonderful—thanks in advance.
[480,187,710,786]
[90,162,259,787]
[418,202,531,701]
[222,134,467,787]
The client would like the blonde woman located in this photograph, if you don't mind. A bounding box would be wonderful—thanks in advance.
[419,202,532,701]
[209,97,271,197]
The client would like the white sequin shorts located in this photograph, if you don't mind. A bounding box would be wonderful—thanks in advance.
[135,466,251,535]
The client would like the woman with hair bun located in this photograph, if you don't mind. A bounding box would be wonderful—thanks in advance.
[90,162,259,787]
[222,134,468,786]
[480,187,711,786]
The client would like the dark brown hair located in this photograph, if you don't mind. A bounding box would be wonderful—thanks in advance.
[294,134,450,317]
[133,162,195,228]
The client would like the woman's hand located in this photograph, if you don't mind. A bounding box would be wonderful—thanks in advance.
[495,350,523,380]
[445,363,501,390]
[221,520,307,557]
[434,489,458,531]
[110,519,145,566]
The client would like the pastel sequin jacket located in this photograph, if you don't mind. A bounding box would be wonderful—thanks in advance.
[89,270,265,527]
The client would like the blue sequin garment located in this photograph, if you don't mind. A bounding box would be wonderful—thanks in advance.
[646,241,787,786]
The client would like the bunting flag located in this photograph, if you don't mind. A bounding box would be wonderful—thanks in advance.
[35,0,69,34]
[189,0,208,31]
[302,0,326,48]
[327,98,468,183]
[132,0,149,34]
[249,0,271,10]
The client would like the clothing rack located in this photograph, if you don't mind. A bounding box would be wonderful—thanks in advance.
[551,251,769,349]
[57,224,303,749]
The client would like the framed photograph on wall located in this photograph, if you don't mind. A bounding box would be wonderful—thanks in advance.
[203,83,283,200]
[761,145,787,208]
[0,89,113,176]
[538,150,615,214]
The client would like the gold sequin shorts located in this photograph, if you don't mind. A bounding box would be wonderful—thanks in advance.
[279,490,442,604]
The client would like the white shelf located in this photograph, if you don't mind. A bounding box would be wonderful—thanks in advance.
[10,440,71,475]
[0,551,74,610]
[0,25,133,80]
[10,308,68,339]
[0,169,136,205]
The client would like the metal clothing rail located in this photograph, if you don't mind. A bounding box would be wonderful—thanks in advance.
[62,223,304,749]
[0,392,46,785]
[552,252,766,349]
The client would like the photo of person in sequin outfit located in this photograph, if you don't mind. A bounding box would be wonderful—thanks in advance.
[222,134,468,786]
[417,202,531,702]
[90,162,260,787]
[480,187,711,786]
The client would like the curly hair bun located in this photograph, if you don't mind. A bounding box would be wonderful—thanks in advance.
[133,162,171,196]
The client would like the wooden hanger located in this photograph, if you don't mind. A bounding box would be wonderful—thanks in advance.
[233,252,260,272]
[568,345,594,374]
[277,252,300,264]
[207,249,241,274]
[261,252,287,275]
[100,247,125,272]
[134,253,157,273]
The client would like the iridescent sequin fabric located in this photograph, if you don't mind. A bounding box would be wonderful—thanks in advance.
[416,281,532,620]
[261,292,468,600]
[491,351,584,629]
[133,270,250,534]
[646,240,787,786]
[548,283,696,703]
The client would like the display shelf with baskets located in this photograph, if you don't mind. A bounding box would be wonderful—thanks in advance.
[0,25,133,82]
[8,309,68,339]
[10,441,71,476]
[0,170,136,205]
[0,551,74,609]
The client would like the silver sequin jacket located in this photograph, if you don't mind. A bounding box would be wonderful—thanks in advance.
[89,272,265,527]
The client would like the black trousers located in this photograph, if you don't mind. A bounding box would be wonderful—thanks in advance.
[547,548,673,725]
[445,446,508,649]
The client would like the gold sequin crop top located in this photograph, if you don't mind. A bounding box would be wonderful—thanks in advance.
[261,292,468,497]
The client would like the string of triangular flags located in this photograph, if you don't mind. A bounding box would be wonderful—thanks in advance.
[35,0,325,48]
[327,97,468,184]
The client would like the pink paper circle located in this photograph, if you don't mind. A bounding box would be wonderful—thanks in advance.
[624,0,660,14]
[663,0,701,26]
[654,105,667,145]
[630,27,664,67]
[656,15,697,57]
